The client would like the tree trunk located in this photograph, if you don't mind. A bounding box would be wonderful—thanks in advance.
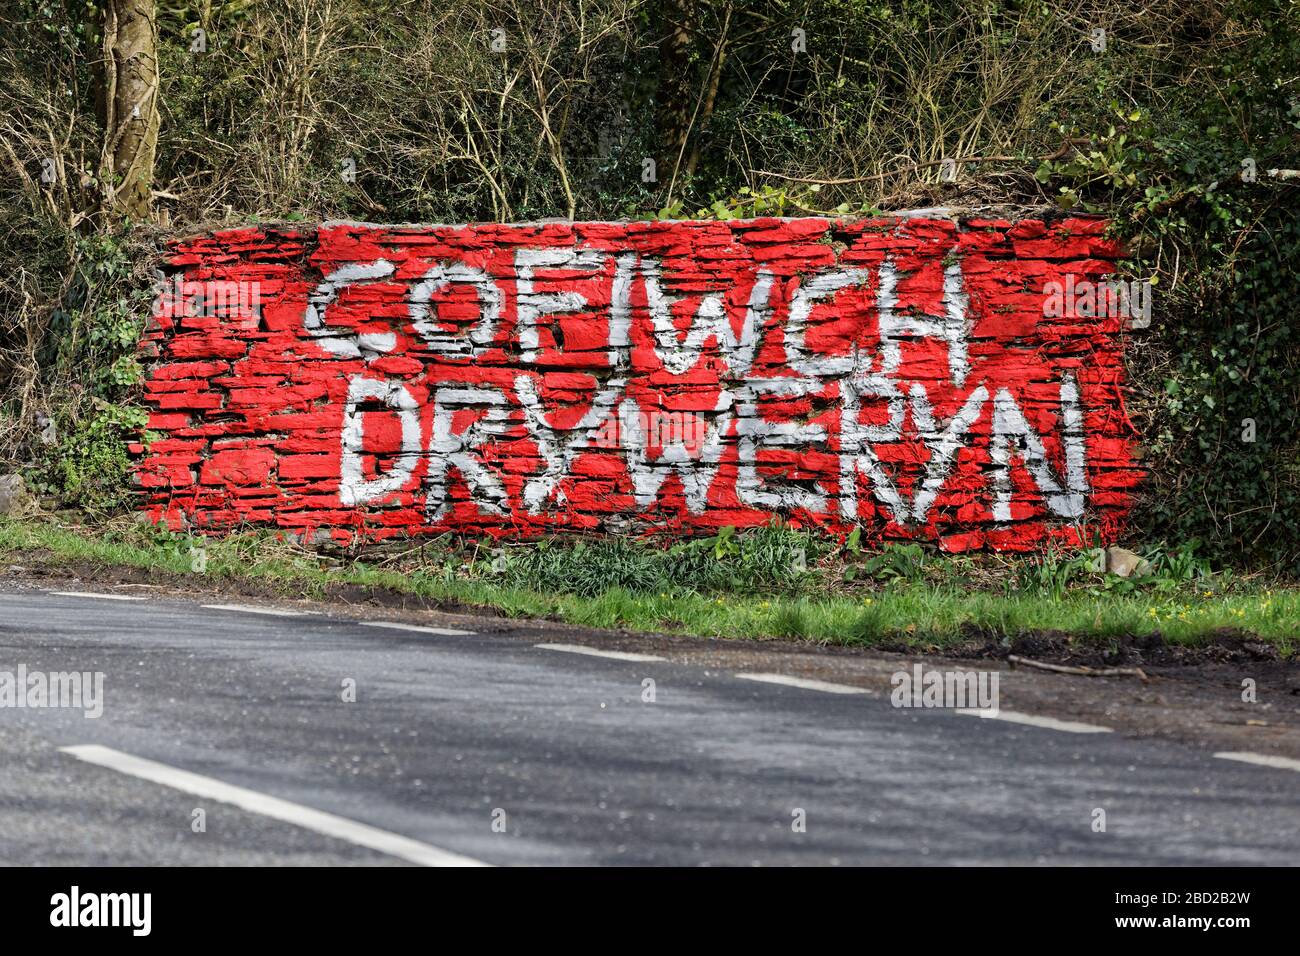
[684,5,732,182]
[99,0,160,221]
[654,0,695,194]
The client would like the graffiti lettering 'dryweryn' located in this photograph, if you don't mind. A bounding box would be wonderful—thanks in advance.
[138,216,1141,549]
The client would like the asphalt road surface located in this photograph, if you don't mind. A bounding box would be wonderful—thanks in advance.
[1,586,1296,866]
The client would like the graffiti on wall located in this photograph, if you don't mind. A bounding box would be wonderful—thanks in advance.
[137,215,1142,549]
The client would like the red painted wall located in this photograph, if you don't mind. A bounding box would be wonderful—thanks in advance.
[136,215,1142,549]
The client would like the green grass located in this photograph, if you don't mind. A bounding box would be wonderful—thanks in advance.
[0,516,1295,654]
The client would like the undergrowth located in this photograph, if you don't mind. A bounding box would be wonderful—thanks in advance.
[1,516,1293,651]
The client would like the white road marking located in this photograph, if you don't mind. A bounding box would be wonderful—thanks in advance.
[956,709,1112,733]
[359,621,474,637]
[59,745,488,867]
[51,591,145,601]
[1214,751,1300,773]
[536,643,665,663]
[734,672,870,695]
[200,604,320,617]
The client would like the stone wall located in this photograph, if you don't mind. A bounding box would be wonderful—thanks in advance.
[136,214,1142,549]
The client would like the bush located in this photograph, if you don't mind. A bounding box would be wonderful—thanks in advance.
[1043,2,1300,573]
[1,0,1296,576]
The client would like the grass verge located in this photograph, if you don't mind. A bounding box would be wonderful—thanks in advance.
[0,516,1295,655]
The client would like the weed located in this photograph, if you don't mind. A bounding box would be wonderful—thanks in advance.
[1013,547,1096,600]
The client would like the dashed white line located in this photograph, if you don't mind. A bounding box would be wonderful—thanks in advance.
[359,621,474,637]
[50,591,145,601]
[734,672,871,695]
[200,604,320,618]
[1214,751,1300,773]
[59,745,488,867]
[956,709,1112,733]
[536,643,666,663]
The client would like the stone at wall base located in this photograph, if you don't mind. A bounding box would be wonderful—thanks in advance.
[0,474,30,516]
[1105,546,1151,578]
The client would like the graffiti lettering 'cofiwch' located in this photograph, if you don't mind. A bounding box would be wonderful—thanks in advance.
[138,216,1142,550]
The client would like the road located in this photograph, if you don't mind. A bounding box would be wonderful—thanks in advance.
[0,585,1296,866]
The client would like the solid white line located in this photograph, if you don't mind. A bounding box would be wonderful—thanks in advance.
[536,643,665,663]
[1214,751,1300,773]
[59,745,488,867]
[956,708,1112,733]
[51,591,145,602]
[359,621,474,637]
[200,603,320,617]
[734,672,870,695]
